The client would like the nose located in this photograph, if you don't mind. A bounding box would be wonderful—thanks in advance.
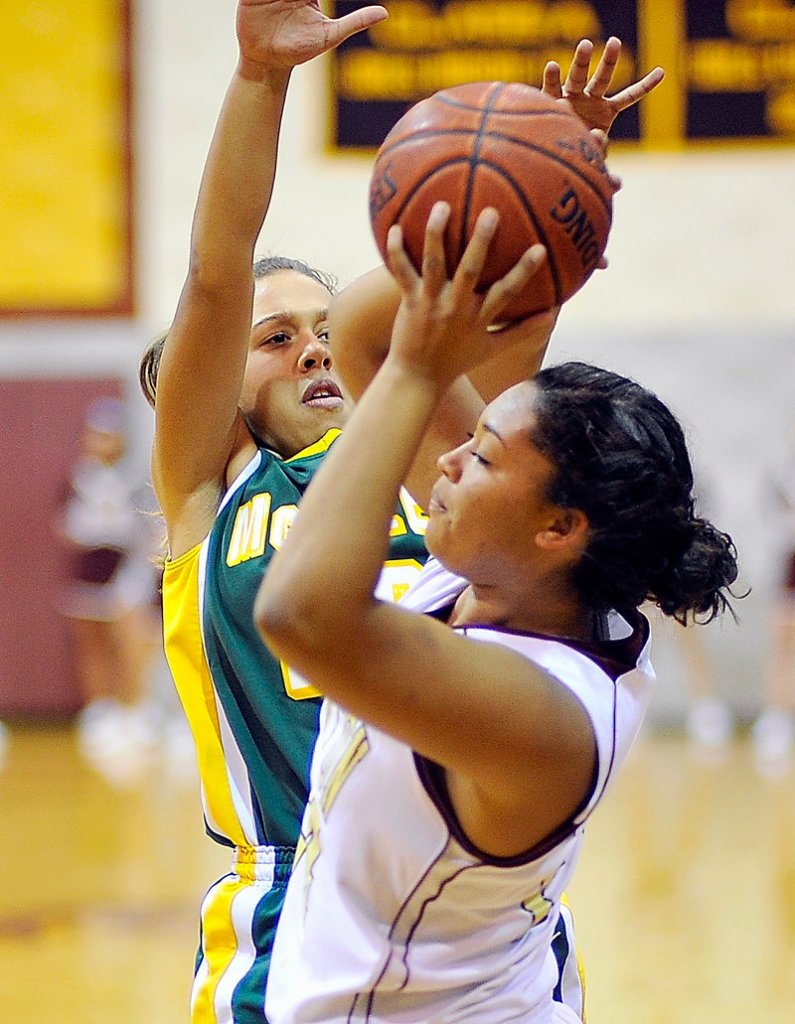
[437,440,467,482]
[298,332,332,373]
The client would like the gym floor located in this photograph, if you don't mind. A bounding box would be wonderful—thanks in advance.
[1,723,793,1023]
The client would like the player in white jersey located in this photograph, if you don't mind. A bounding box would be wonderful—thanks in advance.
[270,559,652,1023]
[256,204,740,1023]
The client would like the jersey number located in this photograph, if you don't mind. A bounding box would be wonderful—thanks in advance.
[279,558,424,700]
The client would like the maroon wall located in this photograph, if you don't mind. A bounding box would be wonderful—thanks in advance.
[0,378,124,719]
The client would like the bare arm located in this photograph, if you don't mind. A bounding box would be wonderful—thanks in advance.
[257,208,594,858]
[152,1,387,557]
[329,265,557,508]
[153,66,289,556]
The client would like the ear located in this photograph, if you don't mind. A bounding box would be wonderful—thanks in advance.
[535,508,590,553]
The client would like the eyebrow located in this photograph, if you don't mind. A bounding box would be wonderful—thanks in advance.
[252,307,329,331]
[481,421,505,444]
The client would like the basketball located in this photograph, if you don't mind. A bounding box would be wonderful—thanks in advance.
[369,82,614,320]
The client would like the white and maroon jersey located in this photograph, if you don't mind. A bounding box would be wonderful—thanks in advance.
[266,558,654,1024]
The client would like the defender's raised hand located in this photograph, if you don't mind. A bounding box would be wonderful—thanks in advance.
[543,36,664,133]
[236,0,387,71]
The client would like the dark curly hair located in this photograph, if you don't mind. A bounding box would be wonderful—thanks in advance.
[138,256,336,409]
[531,362,738,624]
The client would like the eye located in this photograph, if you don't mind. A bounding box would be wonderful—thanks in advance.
[265,331,291,346]
[471,450,490,467]
[316,327,330,342]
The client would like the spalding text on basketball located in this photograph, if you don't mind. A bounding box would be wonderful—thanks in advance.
[549,188,601,271]
[555,135,608,176]
[369,162,399,218]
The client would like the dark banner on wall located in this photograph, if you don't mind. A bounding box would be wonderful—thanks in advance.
[329,0,795,150]
[686,1,795,139]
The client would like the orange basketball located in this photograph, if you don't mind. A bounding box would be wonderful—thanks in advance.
[369,82,614,320]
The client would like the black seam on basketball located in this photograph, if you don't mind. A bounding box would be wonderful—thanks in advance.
[376,130,612,219]
[377,155,563,306]
[385,158,473,227]
[433,92,580,124]
[461,84,505,264]
[474,159,563,305]
[483,132,612,218]
[377,130,470,164]
[378,115,579,161]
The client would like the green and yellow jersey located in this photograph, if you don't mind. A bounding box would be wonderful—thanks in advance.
[164,429,429,851]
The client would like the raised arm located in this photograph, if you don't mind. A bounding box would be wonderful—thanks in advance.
[152,1,387,556]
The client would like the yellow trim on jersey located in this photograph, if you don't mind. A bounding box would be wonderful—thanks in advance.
[561,892,587,1021]
[284,428,341,464]
[192,875,251,1024]
[163,543,247,847]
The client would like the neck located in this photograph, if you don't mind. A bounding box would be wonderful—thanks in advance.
[450,581,596,642]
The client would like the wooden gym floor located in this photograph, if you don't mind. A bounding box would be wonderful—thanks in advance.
[0,722,793,1023]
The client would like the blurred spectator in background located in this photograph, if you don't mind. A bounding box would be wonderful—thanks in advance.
[54,396,163,785]
[751,434,795,771]
[674,467,736,752]
[682,619,733,753]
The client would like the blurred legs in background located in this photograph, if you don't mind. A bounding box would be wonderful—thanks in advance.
[681,623,734,752]
[751,586,795,772]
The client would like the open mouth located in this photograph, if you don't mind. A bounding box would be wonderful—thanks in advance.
[301,377,344,409]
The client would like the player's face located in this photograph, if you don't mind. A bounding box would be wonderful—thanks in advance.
[426,382,562,583]
[84,427,126,466]
[240,271,352,457]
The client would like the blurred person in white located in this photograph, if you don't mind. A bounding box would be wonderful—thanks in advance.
[56,396,162,784]
[752,432,795,769]
[680,469,735,752]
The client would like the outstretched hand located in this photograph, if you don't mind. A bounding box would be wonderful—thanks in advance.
[385,203,552,391]
[236,0,387,71]
[543,36,664,134]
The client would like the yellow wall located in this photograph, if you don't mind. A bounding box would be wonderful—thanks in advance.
[0,1,132,313]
